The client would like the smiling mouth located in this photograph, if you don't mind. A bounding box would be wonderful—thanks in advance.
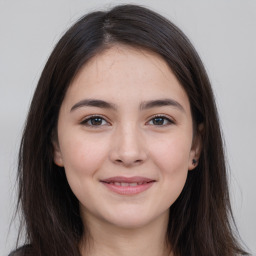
[100,176,155,195]
[103,181,151,186]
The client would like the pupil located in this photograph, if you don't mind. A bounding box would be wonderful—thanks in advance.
[153,117,164,125]
[91,118,102,125]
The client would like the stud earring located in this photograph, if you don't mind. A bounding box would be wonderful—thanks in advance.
[192,159,197,165]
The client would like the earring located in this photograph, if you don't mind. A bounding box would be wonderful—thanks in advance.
[192,159,197,166]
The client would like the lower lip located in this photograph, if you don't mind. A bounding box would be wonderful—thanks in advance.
[101,182,154,195]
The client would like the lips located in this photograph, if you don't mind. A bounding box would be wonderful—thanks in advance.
[100,176,155,195]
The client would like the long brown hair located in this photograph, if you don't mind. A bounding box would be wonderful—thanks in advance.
[15,4,248,256]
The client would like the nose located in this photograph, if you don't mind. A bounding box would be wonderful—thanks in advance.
[109,125,147,167]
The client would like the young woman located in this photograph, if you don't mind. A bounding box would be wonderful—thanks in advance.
[10,4,248,256]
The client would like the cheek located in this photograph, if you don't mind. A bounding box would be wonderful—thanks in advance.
[151,136,191,205]
[59,134,110,205]
[151,134,191,188]
[60,133,109,180]
[150,134,192,172]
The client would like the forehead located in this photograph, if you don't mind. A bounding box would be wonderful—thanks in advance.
[62,44,190,112]
[75,45,172,83]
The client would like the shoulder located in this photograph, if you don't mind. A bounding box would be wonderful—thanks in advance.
[8,245,32,256]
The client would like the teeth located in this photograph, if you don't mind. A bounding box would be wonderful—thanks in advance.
[105,181,154,186]
[110,182,144,186]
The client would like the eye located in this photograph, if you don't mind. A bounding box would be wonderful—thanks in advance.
[81,116,109,127]
[147,115,174,126]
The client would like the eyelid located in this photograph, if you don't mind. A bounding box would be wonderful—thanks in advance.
[146,114,175,125]
[80,114,111,126]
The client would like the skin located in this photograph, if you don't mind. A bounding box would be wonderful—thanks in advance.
[53,45,201,256]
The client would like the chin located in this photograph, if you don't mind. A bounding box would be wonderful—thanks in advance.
[102,208,169,230]
[108,217,155,229]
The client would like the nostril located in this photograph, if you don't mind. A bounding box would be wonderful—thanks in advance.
[115,159,143,166]
[114,158,143,166]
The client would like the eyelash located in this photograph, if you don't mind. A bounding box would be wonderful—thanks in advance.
[146,115,174,126]
[80,115,110,127]
[80,114,174,127]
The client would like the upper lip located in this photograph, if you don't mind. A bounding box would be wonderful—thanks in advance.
[100,176,155,183]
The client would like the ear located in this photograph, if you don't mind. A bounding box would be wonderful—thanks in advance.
[188,124,203,171]
[52,140,64,167]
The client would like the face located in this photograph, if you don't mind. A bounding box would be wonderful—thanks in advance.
[53,45,201,230]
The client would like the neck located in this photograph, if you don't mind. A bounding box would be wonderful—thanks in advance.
[80,212,173,256]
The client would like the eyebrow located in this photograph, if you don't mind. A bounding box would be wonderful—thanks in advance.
[140,99,185,112]
[70,99,117,112]
[70,98,185,112]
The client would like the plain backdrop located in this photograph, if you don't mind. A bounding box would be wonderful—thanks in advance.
[0,0,255,255]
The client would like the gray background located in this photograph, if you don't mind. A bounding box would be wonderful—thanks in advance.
[0,0,255,255]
